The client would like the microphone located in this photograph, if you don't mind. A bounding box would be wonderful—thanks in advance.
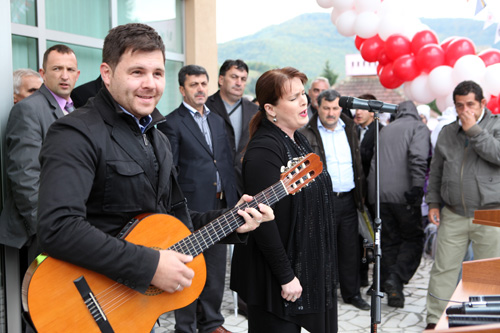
[446,301,500,315]
[338,96,399,114]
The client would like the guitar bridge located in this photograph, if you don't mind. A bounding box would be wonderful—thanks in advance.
[74,276,114,333]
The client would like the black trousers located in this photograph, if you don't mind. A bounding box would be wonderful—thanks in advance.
[174,198,227,333]
[247,305,301,333]
[379,203,424,285]
[333,191,361,302]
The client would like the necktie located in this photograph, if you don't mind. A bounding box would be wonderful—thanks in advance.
[64,102,75,113]
[359,126,368,143]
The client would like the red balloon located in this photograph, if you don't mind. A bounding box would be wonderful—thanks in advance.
[440,36,458,53]
[385,34,411,61]
[445,37,476,67]
[377,50,391,66]
[377,63,384,75]
[411,30,439,55]
[379,62,404,89]
[360,35,384,62]
[478,49,500,66]
[355,36,366,51]
[487,95,500,114]
[416,44,445,73]
[393,54,420,82]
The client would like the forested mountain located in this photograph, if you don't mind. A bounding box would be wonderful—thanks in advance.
[217,13,499,94]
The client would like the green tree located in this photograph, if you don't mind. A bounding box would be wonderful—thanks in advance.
[321,60,338,86]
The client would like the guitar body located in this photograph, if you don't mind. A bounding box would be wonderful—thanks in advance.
[22,214,207,333]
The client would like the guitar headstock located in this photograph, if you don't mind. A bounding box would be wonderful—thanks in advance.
[280,153,323,195]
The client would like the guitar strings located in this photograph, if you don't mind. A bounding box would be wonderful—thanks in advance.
[87,171,302,317]
[171,182,287,257]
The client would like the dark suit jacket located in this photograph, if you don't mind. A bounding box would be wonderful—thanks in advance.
[205,91,258,195]
[0,84,66,248]
[299,112,366,211]
[70,76,103,108]
[157,104,238,211]
[358,121,383,178]
[37,87,243,293]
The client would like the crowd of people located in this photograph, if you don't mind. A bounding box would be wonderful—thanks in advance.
[2,22,500,333]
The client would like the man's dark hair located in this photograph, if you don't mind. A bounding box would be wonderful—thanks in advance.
[357,93,377,100]
[43,44,76,70]
[102,23,165,70]
[317,89,341,108]
[178,65,209,87]
[219,59,249,77]
[453,80,484,103]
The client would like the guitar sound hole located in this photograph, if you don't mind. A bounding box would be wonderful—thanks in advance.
[145,285,164,296]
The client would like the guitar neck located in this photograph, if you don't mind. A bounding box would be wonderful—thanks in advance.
[168,180,288,257]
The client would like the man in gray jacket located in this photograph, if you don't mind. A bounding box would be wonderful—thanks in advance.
[368,100,430,308]
[0,44,80,269]
[425,81,500,329]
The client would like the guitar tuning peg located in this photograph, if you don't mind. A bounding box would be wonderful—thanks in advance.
[280,166,286,173]
[287,160,293,168]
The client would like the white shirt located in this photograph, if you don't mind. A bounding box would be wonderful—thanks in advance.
[318,117,355,192]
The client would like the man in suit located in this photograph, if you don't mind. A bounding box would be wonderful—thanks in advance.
[300,89,369,311]
[12,68,43,104]
[0,44,80,271]
[71,75,103,108]
[36,23,271,332]
[158,65,237,333]
[205,59,258,196]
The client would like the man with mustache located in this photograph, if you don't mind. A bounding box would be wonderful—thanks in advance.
[299,89,369,311]
[206,59,258,196]
[158,65,237,333]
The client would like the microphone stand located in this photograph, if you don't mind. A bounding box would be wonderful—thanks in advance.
[370,105,382,333]
[363,100,394,333]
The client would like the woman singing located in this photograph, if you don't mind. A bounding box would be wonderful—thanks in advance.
[230,67,338,332]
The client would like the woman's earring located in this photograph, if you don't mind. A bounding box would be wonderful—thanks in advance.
[273,117,277,122]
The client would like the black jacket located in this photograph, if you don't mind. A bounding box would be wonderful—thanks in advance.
[37,87,241,293]
[205,91,258,195]
[157,103,238,211]
[299,112,366,211]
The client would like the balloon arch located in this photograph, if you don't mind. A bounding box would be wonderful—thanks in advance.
[317,0,500,113]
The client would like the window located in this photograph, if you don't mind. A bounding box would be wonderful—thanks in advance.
[10,0,185,113]
[12,35,38,70]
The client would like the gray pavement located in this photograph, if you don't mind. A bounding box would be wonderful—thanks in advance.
[155,255,433,333]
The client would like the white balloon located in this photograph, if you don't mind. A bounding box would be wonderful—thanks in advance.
[377,10,406,40]
[317,0,336,9]
[410,74,435,104]
[483,63,500,97]
[355,0,380,13]
[378,0,404,17]
[336,10,357,37]
[401,16,423,41]
[354,11,380,38]
[428,66,455,97]
[332,0,355,12]
[331,8,341,25]
[403,82,414,100]
[452,55,486,86]
[436,93,454,112]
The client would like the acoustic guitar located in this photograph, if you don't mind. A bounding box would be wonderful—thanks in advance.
[22,153,322,332]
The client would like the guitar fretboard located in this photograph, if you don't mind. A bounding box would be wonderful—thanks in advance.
[168,180,288,257]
